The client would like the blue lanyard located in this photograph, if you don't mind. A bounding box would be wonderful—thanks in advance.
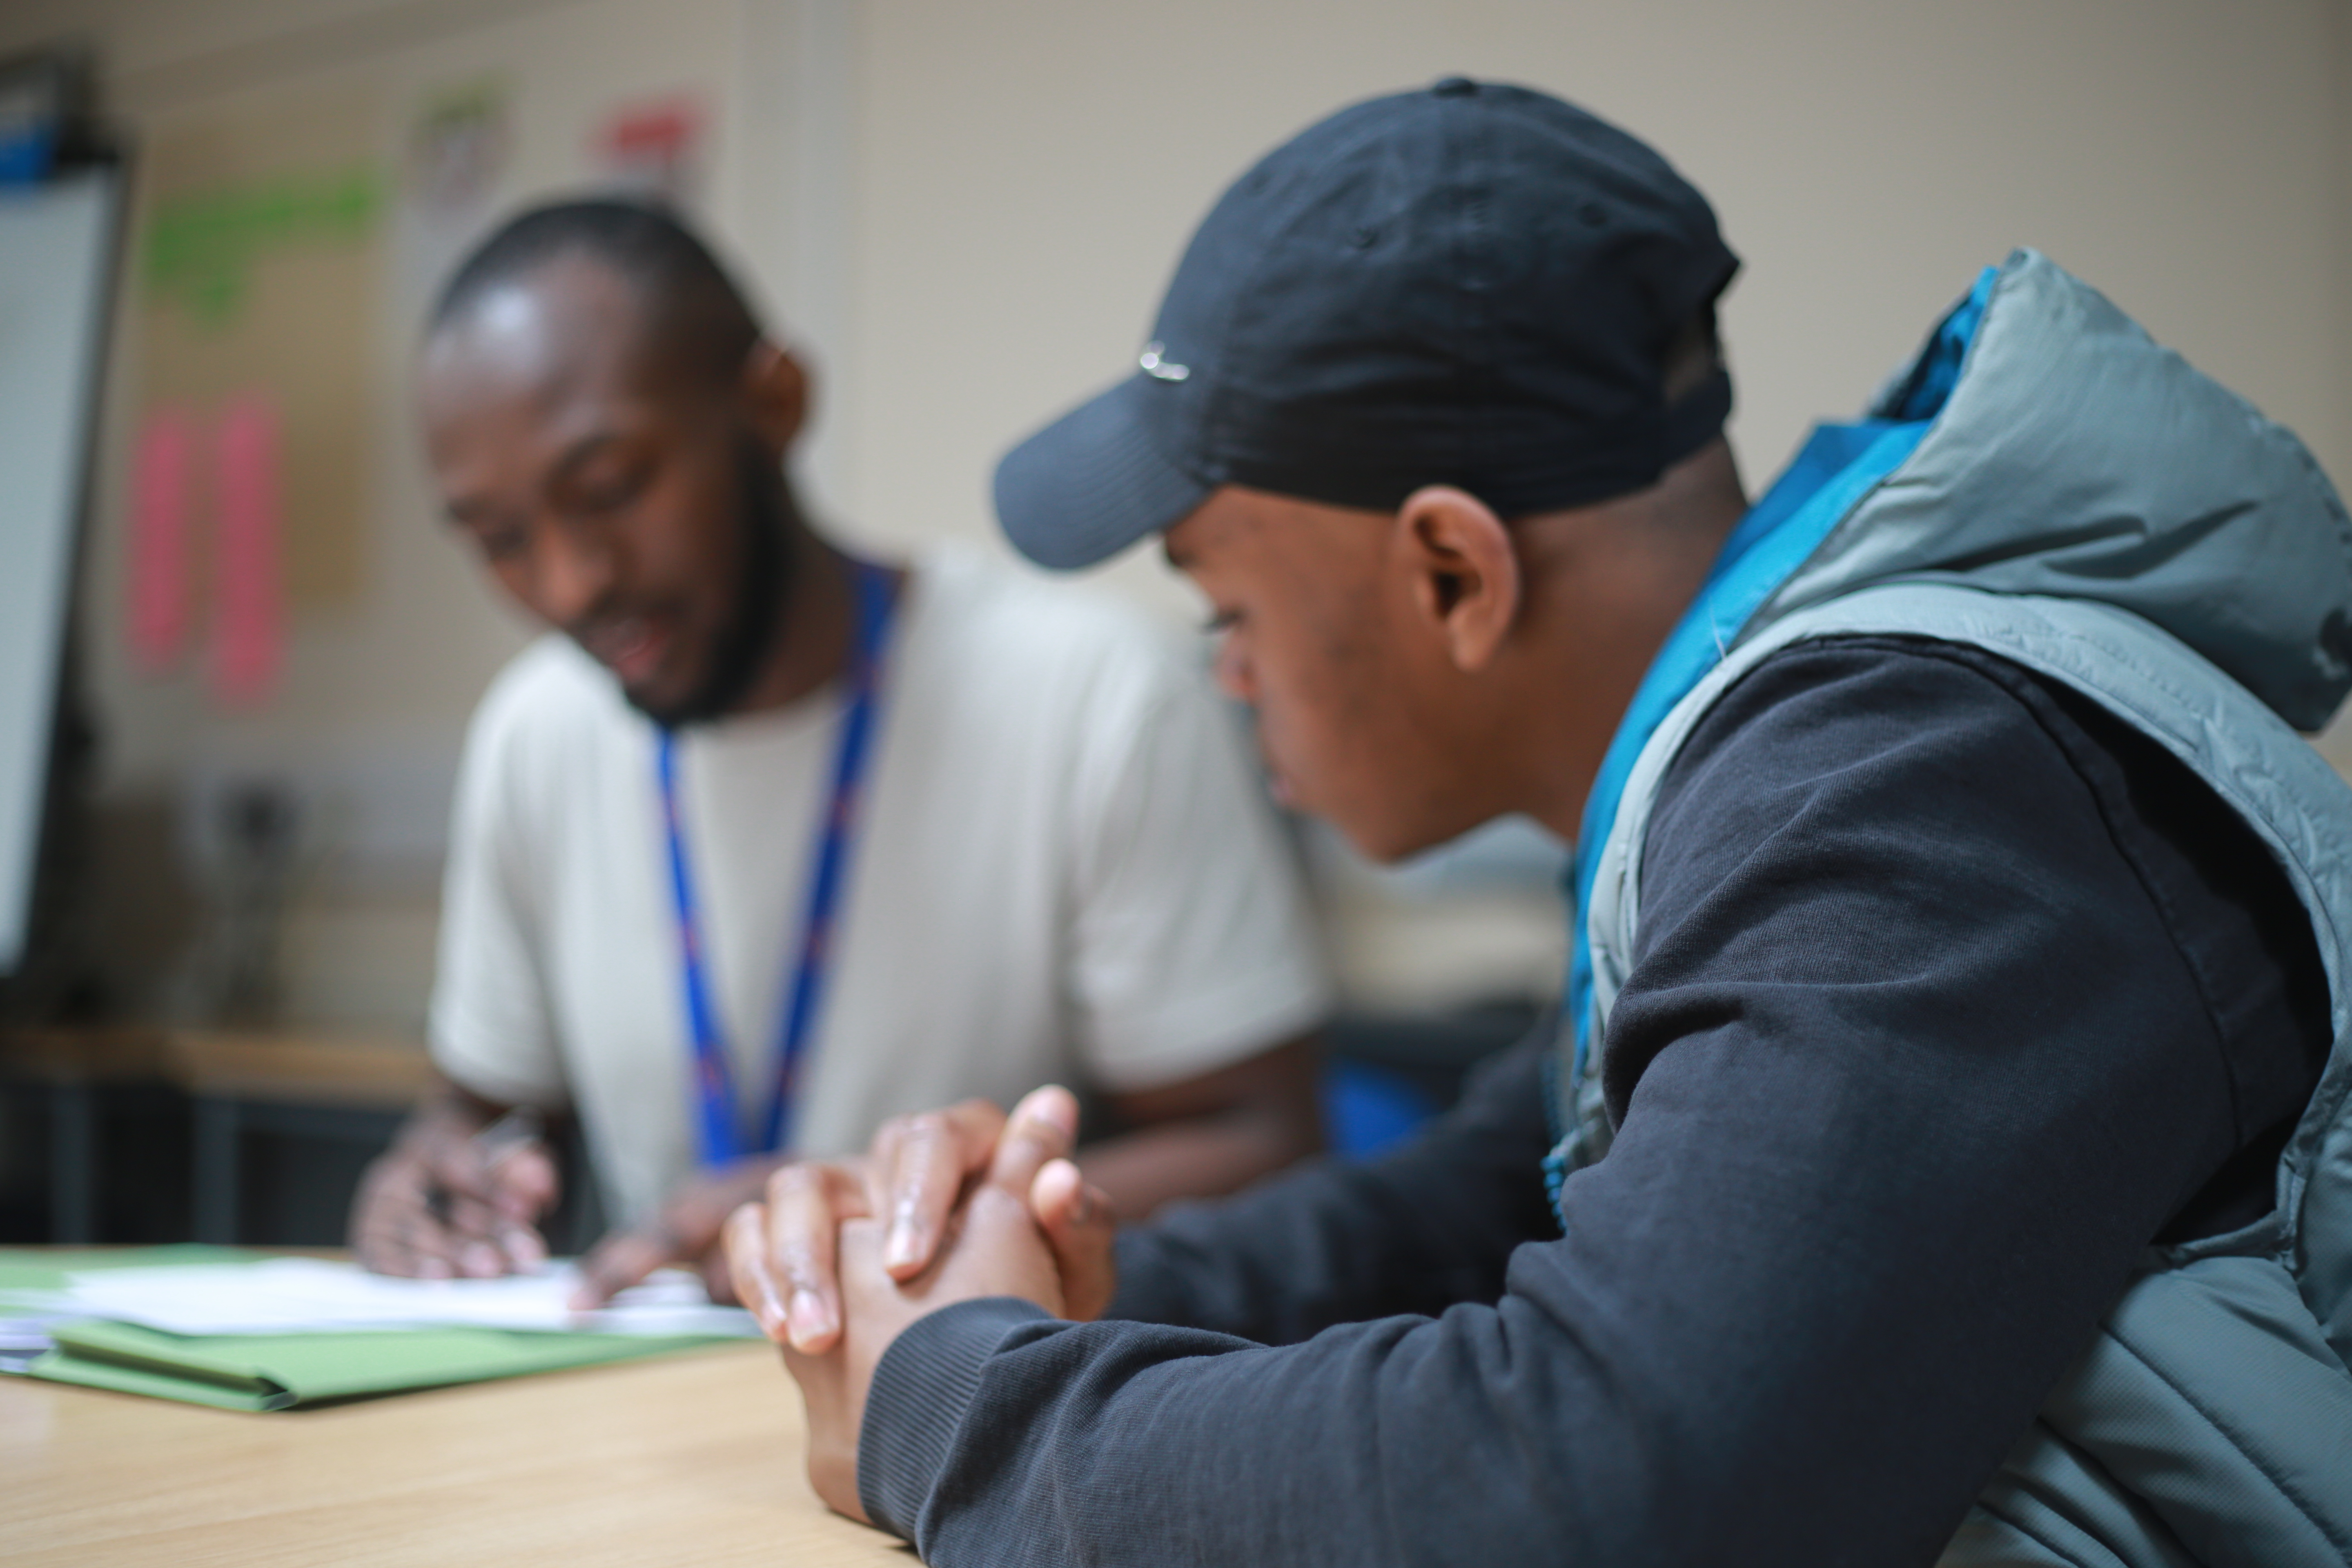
[657,558,898,1168]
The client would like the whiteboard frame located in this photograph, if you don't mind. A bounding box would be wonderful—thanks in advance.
[0,163,122,979]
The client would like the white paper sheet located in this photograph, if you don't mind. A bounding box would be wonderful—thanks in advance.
[0,1314,68,1372]
[11,1258,760,1339]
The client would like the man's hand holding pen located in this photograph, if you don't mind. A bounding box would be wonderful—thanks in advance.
[353,1089,795,1310]
[352,1098,557,1281]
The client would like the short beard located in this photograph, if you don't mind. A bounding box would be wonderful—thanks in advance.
[637,438,795,729]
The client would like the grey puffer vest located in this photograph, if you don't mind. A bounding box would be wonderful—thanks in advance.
[1563,253,2352,1566]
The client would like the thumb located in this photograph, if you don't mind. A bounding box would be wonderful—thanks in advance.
[1031,1157,1117,1321]
[570,1228,673,1310]
[490,1141,560,1221]
[982,1085,1080,1198]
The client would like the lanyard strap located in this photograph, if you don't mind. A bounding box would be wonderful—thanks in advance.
[658,558,898,1168]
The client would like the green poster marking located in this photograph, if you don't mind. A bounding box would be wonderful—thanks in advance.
[144,164,385,327]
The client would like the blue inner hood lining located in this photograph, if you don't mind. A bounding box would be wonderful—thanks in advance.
[1561,265,1998,1078]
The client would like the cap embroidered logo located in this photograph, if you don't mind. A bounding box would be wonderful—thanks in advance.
[1138,342,1189,381]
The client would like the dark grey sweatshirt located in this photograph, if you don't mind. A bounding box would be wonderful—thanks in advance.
[856,638,2331,1567]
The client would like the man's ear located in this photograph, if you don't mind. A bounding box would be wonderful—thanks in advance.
[1394,485,1520,673]
[740,341,810,453]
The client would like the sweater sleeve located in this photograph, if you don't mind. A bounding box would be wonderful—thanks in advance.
[854,641,2280,1568]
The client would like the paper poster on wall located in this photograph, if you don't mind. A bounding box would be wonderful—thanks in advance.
[127,408,194,671]
[129,80,387,705]
[211,394,285,704]
[408,76,511,218]
[592,92,705,206]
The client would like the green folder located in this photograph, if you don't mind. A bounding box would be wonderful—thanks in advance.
[0,1243,261,1292]
[1,1246,742,1411]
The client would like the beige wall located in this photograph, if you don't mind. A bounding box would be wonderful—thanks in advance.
[1,0,821,796]
[6,0,2350,1022]
[838,0,2352,1005]
[2335,0,2352,735]
[841,0,2352,617]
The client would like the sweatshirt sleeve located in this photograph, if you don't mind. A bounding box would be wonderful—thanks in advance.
[853,641,2275,1568]
[1102,1028,1560,1344]
[859,1034,1560,1526]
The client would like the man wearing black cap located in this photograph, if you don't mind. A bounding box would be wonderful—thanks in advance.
[728,80,2352,1565]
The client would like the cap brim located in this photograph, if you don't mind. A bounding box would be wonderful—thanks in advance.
[993,375,1212,570]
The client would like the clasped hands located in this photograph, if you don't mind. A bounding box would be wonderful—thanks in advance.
[722,1086,1118,1523]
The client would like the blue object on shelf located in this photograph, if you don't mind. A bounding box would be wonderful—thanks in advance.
[1322,1059,1439,1158]
[0,125,55,185]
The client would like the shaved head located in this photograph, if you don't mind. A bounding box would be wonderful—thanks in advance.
[429,198,762,389]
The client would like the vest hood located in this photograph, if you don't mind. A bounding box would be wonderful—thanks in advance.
[1754,250,2352,732]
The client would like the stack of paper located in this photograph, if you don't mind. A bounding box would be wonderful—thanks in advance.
[0,1314,70,1374]
[26,1256,759,1337]
[0,1247,760,1410]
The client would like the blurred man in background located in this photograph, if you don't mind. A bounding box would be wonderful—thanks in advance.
[351,200,1330,1305]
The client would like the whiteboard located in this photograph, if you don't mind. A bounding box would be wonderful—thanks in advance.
[0,168,118,977]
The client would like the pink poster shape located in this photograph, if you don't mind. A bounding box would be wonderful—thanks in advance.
[127,409,194,672]
[211,394,285,706]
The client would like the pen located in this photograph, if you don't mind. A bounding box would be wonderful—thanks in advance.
[473,1105,545,1169]
[472,1106,549,1270]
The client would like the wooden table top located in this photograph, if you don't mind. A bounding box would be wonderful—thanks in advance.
[0,1026,437,1109]
[0,1342,908,1566]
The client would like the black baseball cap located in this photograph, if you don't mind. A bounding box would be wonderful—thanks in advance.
[994,78,1740,569]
